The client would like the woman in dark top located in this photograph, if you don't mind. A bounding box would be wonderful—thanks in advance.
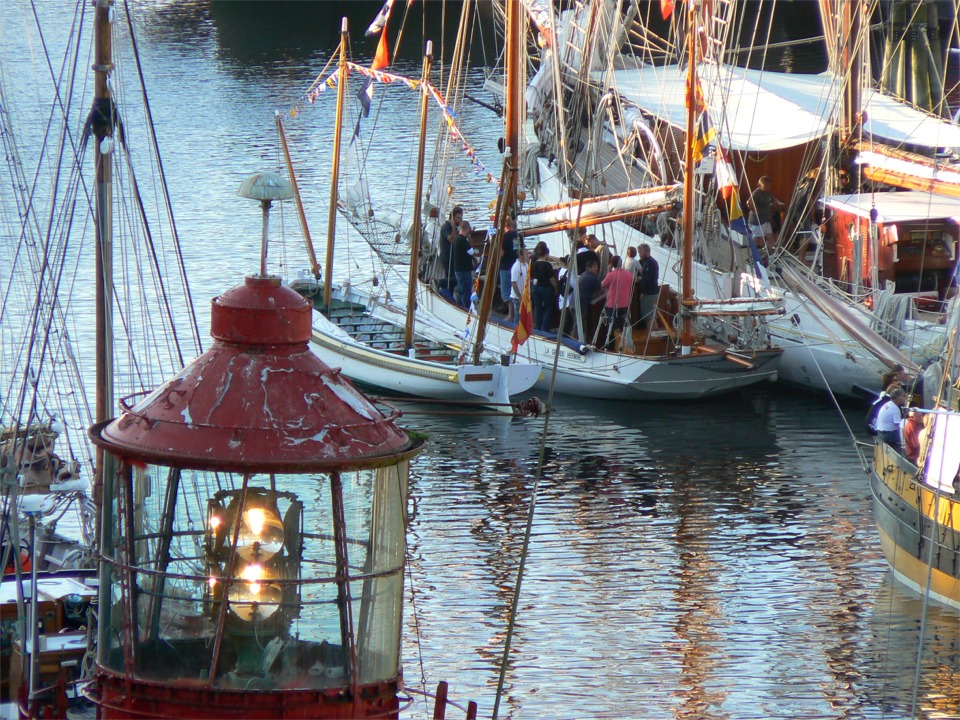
[530,241,558,331]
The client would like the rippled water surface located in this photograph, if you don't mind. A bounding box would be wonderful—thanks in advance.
[399,393,958,719]
[1,2,957,719]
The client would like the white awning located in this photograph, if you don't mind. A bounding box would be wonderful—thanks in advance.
[607,64,960,152]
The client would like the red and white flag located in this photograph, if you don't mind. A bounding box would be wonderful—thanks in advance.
[511,272,533,353]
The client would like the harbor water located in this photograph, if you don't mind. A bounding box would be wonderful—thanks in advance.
[0,2,956,718]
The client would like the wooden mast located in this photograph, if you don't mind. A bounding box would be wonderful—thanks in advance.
[840,0,863,142]
[471,0,522,365]
[324,18,349,309]
[404,43,433,352]
[93,0,117,664]
[680,1,697,351]
[276,114,319,280]
[93,0,115,478]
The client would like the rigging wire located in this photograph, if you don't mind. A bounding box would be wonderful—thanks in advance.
[121,0,203,358]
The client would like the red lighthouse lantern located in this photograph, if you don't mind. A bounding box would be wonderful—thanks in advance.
[88,275,423,718]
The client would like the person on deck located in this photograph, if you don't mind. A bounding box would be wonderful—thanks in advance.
[867,379,903,435]
[510,246,530,323]
[499,217,521,321]
[637,243,660,329]
[746,176,783,252]
[575,234,600,275]
[438,206,462,291]
[452,220,476,309]
[875,387,907,453]
[624,246,639,275]
[530,241,558,332]
[903,409,924,464]
[576,258,602,343]
[589,235,611,279]
[601,255,633,344]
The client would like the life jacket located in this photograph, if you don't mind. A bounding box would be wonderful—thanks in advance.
[3,550,31,575]
[866,394,891,436]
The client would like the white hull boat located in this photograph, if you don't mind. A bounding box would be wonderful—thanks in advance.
[417,282,781,401]
[293,277,542,411]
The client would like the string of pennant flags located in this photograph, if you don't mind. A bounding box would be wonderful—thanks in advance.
[289,63,495,184]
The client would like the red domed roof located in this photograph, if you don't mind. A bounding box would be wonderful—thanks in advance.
[92,275,420,472]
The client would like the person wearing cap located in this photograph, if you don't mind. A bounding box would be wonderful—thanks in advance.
[875,386,907,453]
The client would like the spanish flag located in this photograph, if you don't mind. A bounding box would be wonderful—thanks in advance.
[716,149,748,235]
[691,111,715,165]
[511,272,533,353]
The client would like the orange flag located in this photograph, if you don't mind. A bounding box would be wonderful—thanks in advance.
[661,0,675,20]
[371,22,390,71]
[511,272,533,353]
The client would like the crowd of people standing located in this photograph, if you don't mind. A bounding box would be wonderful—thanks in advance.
[428,207,662,348]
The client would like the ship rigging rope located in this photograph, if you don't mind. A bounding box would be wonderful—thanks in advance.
[1,31,90,482]
[121,0,203,358]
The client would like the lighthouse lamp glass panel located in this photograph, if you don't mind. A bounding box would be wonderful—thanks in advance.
[98,460,409,689]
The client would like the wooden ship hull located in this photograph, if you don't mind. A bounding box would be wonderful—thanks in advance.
[418,280,782,401]
[869,441,960,611]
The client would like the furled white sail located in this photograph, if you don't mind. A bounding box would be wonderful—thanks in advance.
[925,412,960,493]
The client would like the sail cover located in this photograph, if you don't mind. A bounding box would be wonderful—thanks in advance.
[608,64,960,152]
[924,411,960,493]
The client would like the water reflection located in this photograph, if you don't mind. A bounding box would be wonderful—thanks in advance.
[399,389,955,719]
[862,576,960,719]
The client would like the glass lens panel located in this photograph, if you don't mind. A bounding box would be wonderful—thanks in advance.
[106,463,407,689]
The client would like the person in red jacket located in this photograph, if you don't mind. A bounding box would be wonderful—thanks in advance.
[903,409,925,464]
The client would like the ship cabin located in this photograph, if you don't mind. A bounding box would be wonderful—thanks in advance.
[819,191,960,305]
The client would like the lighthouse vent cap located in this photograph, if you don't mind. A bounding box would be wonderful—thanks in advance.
[210,275,312,346]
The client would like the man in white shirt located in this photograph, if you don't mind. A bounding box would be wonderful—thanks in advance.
[510,247,530,322]
[875,386,907,453]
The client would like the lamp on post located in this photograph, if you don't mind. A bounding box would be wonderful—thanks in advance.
[88,273,423,718]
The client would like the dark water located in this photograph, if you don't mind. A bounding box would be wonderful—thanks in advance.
[1,2,957,718]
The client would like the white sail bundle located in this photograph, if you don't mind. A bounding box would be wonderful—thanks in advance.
[924,411,960,493]
[518,185,680,236]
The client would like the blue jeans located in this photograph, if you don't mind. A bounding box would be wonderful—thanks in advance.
[499,269,512,303]
[880,430,902,454]
[454,271,474,308]
[532,285,554,331]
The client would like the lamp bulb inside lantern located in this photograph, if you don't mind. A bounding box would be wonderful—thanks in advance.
[228,563,280,621]
[245,508,266,537]
[236,507,284,562]
[209,515,221,531]
[241,563,264,582]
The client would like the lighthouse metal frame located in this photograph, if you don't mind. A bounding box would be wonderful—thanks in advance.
[88,275,423,718]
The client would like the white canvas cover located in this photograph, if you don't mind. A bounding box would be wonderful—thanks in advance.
[608,64,960,152]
